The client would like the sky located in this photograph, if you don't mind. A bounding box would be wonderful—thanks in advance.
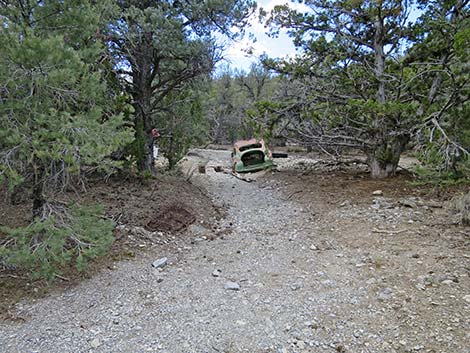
[216,0,310,72]
[217,0,422,73]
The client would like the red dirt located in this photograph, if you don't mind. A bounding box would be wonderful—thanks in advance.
[147,204,196,232]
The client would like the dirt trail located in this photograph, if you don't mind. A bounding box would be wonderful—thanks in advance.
[0,150,468,353]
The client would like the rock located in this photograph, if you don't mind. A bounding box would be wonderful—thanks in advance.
[310,244,318,251]
[400,198,418,208]
[372,190,383,196]
[426,200,442,208]
[370,203,381,210]
[321,279,335,287]
[212,269,222,277]
[224,281,240,291]
[412,344,424,351]
[290,283,303,291]
[463,294,470,303]
[378,287,393,301]
[438,274,459,284]
[295,340,306,349]
[90,338,101,348]
[152,257,168,269]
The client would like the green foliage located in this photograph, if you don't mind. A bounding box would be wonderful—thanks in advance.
[408,0,470,179]
[0,1,132,277]
[413,141,470,186]
[246,100,285,143]
[0,0,134,192]
[257,0,469,179]
[158,86,210,169]
[206,63,278,144]
[411,166,470,187]
[107,0,256,173]
[0,205,115,280]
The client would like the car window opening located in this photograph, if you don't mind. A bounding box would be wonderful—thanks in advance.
[239,143,262,152]
[241,150,265,166]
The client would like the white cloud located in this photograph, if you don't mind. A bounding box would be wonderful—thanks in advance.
[225,38,270,58]
[217,0,309,72]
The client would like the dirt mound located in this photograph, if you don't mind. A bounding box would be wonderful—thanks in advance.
[147,204,196,232]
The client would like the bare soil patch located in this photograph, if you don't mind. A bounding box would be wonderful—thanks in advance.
[146,204,196,232]
[259,166,469,352]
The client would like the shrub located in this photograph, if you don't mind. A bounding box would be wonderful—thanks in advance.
[0,205,115,280]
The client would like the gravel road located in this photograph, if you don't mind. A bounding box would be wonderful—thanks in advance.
[1,149,468,353]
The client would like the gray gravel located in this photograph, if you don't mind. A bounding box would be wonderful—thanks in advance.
[0,149,468,353]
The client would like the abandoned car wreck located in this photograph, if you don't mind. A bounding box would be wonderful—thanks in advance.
[231,139,274,173]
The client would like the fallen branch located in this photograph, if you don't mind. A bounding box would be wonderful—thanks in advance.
[372,228,410,234]
[54,274,70,281]
[301,158,368,175]
[282,190,303,201]
[0,274,26,279]
[231,172,256,182]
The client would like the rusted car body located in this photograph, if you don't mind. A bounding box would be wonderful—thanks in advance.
[231,138,274,173]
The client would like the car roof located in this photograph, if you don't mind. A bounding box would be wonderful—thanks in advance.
[233,138,264,149]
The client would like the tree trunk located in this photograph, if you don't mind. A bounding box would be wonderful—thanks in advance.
[368,158,399,178]
[374,11,386,105]
[134,109,156,175]
[368,7,402,179]
[32,163,45,220]
[367,136,408,178]
[168,133,175,170]
[131,31,156,176]
[167,114,176,170]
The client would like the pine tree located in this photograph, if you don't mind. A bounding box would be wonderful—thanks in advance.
[107,0,256,174]
[0,0,133,278]
[409,0,470,181]
[262,0,469,178]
